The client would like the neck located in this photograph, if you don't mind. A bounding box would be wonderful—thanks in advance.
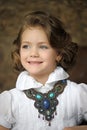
[30,74,49,85]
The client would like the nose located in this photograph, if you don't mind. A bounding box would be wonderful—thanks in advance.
[30,47,39,57]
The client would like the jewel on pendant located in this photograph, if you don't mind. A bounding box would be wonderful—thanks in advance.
[62,79,66,83]
[49,92,55,99]
[38,114,40,118]
[46,115,52,121]
[51,106,56,111]
[53,99,58,105]
[43,99,50,109]
[34,102,40,108]
[35,94,42,100]
[39,108,44,113]
[48,122,51,126]
[46,110,50,115]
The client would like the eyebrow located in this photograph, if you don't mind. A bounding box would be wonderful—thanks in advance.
[21,41,49,45]
[22,41,30,44]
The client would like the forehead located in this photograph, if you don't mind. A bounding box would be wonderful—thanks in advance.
[21,26,49,42]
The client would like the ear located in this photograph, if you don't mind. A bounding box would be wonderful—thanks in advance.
[56,55,62,62]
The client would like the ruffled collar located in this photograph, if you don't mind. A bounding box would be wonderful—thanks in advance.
[16,66,69,91]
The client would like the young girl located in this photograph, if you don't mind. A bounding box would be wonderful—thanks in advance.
[0,11,87,130]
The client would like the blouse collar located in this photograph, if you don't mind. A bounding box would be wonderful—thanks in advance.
[16,66,69,90]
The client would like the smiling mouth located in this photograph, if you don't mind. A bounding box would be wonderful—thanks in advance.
[28,61,43,64]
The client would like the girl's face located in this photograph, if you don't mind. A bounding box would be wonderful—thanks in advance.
[20,27,61,84]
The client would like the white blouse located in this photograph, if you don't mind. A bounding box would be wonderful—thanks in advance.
[0,67,87,130]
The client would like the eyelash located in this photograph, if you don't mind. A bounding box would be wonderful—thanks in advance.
[39,45,48,49]
[22,45,30,49]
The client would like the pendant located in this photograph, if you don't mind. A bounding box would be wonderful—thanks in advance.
[24,79,67,125]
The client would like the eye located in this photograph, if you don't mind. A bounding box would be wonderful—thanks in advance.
[21,44,31,49]
[39,45,48,49]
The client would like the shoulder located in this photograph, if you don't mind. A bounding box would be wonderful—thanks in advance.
[0,90,11,98]
[0,91,11,113]
[65,80,87,99]
[0,89,24,120]
[0,88,24,113]
[66,80,87,90]
[0,88,21,102]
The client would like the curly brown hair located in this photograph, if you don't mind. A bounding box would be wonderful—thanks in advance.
[11,11,78,72]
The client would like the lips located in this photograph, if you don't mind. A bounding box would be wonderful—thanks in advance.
[28,61,43,64]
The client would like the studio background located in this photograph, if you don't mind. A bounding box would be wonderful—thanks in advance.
[0,0,87,92]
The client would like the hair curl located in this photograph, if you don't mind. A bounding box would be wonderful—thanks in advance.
[11,11,78,72]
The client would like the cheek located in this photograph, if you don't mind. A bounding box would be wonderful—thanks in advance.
[20,53,26,64]
[20,51,27,58]
[50,54,58,64]
[43,53,57,63]
[46,51,57,59]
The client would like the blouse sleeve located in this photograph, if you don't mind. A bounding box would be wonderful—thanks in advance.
[78,83,87,121]
[0,91,15,128]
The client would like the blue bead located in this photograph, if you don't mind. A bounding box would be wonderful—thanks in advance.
[62,79,66,83]
[49,92,55,98]
[43,99,50,109]
[36,94,42,100]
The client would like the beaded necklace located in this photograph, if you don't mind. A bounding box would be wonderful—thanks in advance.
[24,79,67,126]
